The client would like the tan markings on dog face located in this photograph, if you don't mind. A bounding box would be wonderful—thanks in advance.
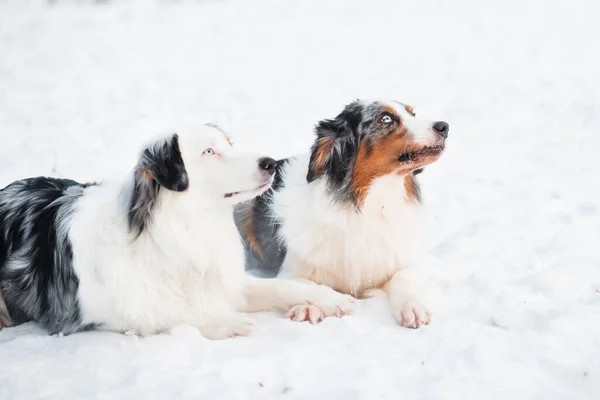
[240,206,264,260]
[224,135,233,145]
[405,105,415,116]
[0,289,13,329]
[309,135,336,180]
[351,109,418,205]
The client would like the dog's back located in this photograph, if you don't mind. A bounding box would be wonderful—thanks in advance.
[0,177,93,333]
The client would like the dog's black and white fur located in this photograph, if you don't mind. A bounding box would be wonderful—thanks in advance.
[0,124,355,337]
[236,100,449,327]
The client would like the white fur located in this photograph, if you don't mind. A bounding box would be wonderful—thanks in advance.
[65,125,355,338]
[274,156,424,293]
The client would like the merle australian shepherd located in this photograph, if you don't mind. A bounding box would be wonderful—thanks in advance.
[236,100,449,327]
[0,124,356,337]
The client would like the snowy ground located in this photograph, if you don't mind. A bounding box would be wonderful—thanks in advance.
[1,0,600,398]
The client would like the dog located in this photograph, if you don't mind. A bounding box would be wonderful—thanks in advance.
[236,100,449,327]
[0,124,356,338]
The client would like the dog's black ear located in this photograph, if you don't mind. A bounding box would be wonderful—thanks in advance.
[128,134,188,238]
[307,110,359,186]
[139,133,189,192]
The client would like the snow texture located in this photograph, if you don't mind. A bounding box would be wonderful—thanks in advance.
[1,0,600,399]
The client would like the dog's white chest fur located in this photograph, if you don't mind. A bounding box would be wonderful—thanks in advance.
[273,155,424,296]
[69,184,245,335]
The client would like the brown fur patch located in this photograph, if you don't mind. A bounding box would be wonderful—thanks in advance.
[309,136,335,180]
[380,106,398,117]
[351,126,417,205]
[404,174,421,204]
[240,206,265,260]
[142,167,153,182]
[0,289,13,329]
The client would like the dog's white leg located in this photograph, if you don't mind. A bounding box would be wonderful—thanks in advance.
[241,277,356,322]
[387,268,431,329]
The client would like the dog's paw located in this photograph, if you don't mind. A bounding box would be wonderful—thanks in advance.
[317,289,357,317]
[225,318,253,338]
[289,288,357,323]
[287,304,324,324]
[394,301,431,329]
[322,292,358,317]
[200,314,254,339]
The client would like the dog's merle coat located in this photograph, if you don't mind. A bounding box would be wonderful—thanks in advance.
[0,134,188,334]
[128,133,189,238]
[0,178,93,334]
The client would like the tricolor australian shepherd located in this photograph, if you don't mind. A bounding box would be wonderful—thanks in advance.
[0,124,355,337]
[236,100,449,328]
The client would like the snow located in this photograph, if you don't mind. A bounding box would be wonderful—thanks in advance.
[1,0,600,398]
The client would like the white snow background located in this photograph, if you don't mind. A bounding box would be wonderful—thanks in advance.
[1,0,599,399]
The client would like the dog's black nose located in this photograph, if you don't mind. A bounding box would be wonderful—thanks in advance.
[433,121,449,138]
[258,157,277,175]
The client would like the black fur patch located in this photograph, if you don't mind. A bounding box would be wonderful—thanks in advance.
[0,177,94,334]
[128,133,188,238]
[272,159,290,191]
[306,101,363,203]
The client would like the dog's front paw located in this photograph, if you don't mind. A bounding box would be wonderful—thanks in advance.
[199,314,254,339]
[394,301,431,329]
[288,288,357,323]
[316,290,357,317]
[287,304,324,324]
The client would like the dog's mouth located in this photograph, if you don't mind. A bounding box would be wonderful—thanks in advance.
[397,144,445,163]
[223,179,273,199]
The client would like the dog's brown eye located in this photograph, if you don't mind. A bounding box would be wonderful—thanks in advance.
[380,114,393,124]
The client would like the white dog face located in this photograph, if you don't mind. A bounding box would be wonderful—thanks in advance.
[177,125,276,205]
[128,124,276,237]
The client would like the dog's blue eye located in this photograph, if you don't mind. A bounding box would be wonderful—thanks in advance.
[381,115,393,124]
[203,148,215,156]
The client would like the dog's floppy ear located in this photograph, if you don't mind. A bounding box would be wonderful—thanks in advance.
[139,133,189,192]
[306,115,358,186]
[128,133,189,238]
